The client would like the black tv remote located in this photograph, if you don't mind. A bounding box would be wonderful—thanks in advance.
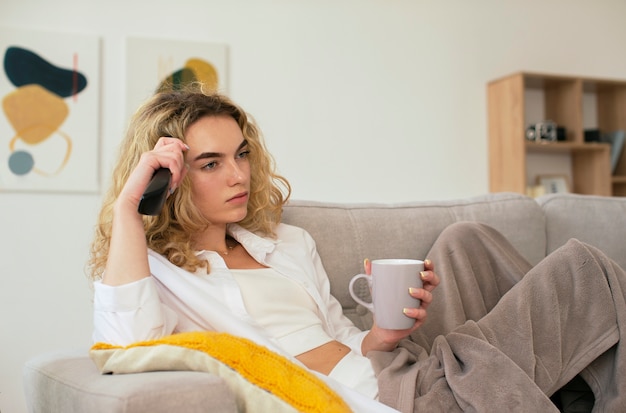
[137,168,171,216]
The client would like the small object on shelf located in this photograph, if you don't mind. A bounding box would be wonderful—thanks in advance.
[584,129,602,143]
[602,130,625,174]
[536,174,570,194]
[526,184,546,198]
[526,120,558,142]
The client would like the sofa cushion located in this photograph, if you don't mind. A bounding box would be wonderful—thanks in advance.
[282,192,546,330]
[23,350,237,413]
[537,193,626,270]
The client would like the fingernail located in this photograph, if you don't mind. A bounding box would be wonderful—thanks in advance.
[424,259,432,266]
[420,271,427,280]
[409,287,419,295]
[184,144,190,150]
[403,308,410,315]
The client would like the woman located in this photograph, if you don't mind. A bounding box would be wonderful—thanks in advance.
[91,85,626,412]
[90,84,437,401]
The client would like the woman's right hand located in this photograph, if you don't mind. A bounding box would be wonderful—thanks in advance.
[103,138,189,286]
[117,137,190,214]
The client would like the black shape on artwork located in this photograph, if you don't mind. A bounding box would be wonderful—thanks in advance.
[3,46,88,98]
[156,68,198,93]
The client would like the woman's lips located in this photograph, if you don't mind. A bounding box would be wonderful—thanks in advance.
[227,192,248,204]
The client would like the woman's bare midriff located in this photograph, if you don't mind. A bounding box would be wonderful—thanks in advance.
[295,340,351,375]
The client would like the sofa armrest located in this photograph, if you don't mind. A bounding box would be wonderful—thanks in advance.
[23,350,237,413]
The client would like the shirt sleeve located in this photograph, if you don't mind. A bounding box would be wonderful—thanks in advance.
[92,277,178,346]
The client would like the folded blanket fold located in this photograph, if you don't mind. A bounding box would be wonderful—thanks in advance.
[369,225,626,413]
[91,331,352,413]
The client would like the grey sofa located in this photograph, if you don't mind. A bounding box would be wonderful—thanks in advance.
[23,192,626,412]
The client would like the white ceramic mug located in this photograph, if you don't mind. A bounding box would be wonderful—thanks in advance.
[348,259,424,330]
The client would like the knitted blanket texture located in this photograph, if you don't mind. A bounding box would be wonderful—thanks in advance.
[91,331,352,413]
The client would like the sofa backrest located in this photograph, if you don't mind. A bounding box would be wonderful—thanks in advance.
[282,192,546,329]
[537,193,626,270]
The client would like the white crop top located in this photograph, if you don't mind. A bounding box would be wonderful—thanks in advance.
[230,267,334,356]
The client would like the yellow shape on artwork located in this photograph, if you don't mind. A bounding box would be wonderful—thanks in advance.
[185,58,219,91]
[2,84,69,145]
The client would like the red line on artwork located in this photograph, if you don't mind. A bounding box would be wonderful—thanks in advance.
[73,53,78,102]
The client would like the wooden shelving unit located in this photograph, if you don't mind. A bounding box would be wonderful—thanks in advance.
[487,72,626,196]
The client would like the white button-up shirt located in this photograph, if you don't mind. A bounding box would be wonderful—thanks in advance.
[93,222,367,355]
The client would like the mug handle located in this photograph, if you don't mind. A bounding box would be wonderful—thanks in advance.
[348,273,374,312]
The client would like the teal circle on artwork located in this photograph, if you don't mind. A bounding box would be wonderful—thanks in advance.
[8,150,35,175]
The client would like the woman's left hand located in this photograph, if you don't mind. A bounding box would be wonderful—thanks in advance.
[362,259,440,354]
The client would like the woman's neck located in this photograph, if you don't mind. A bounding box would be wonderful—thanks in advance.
[192,226,232,253]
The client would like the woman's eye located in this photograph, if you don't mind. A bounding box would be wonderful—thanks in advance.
[238,150,250,159]
[202,161,218,170]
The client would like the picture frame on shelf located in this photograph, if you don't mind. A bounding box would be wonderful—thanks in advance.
[536,174,570,194]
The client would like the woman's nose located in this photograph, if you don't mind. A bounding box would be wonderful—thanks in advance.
[226,160,245,183]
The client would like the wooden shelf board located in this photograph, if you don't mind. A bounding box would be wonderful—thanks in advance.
[525,141,610,153]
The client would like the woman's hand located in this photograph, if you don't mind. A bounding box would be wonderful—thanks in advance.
[361,259,440,354]
[103,137,189,286]
[117,137,190,213]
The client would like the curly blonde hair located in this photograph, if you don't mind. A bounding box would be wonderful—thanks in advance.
[88,85,291,280]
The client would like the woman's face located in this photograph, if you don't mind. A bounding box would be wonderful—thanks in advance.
[184,115,251,225]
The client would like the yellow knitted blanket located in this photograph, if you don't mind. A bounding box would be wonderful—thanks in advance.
[90,331,352,413]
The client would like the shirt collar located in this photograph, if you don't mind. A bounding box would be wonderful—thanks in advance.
[194,224,279,266]
[228,223,278,263]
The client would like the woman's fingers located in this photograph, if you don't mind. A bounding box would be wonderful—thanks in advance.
[121,138,189,205]
[409,286,433,310]
[149,137,190,189]
[420,267,440,293]
[154,136,188,150]
[402,307,426,321]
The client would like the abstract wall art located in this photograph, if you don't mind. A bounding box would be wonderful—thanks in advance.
[0,28,100,193]
[126,36,228,121]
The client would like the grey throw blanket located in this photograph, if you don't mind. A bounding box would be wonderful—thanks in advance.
[367,222,625,412]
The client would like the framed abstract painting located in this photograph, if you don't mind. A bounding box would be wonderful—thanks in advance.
[125,36,228,122]
[0,27,101,193]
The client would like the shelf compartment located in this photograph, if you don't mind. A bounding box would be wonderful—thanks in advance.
[488,71,623,196]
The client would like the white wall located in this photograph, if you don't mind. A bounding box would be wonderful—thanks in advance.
[2,0,626,411]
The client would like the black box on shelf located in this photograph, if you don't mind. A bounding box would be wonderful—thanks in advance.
[585,129,602,142]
